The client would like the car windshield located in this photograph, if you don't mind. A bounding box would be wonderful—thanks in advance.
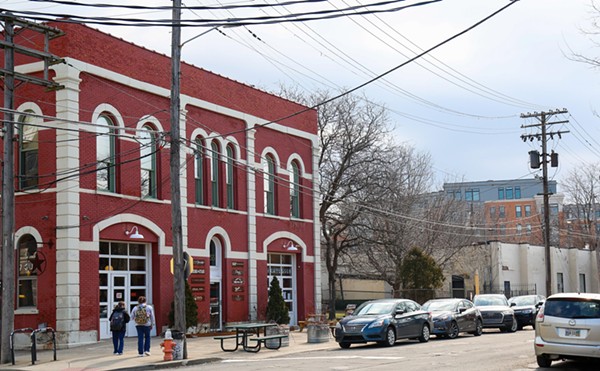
[474,296,507,306]
[509,296,536,306]
[354,302,395,315]
[544,298,600,319]
[422,301,456,311]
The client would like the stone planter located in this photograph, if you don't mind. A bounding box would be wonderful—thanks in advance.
[307,323,330,343]
[266,324,289,348]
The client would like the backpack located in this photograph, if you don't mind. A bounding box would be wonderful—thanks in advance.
[134,305,149,325]
[110,310,125,332]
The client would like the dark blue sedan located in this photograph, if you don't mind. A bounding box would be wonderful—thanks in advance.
[422,298,483,339]
[334,299,433,348]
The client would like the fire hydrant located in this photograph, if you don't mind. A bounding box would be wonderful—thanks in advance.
[160,329,176,361]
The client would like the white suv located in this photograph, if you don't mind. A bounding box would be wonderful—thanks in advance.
[534,292,600,368]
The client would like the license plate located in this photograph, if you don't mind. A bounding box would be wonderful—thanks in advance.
[565,329,581,337]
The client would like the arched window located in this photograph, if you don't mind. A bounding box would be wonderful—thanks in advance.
[96,115,117,192]
[264,155,276,215]
[139,125,157,198]
[209,237,222,280]
[194,137,205,205]
[290,161,300,218]
[18,110,38,190]
[211,142,220,207]
[226,145,235,209]
[18,234,38,308]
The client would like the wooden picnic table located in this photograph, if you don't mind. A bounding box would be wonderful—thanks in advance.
[214,323,285,353]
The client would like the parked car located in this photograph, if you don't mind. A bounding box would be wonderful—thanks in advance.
[334,298,433,348]
[508,294,545,330]
[421,298,483,339]
[473,294,518,332]
[534,292,600,368]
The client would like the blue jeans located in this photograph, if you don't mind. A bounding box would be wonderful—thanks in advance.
[112,330,126,353]
[136,325,151,354]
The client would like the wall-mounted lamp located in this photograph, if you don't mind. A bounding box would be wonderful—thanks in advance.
[125,226,144,239]
[283,240,298,251]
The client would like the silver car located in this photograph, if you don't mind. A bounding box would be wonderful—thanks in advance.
[534,292,600,368]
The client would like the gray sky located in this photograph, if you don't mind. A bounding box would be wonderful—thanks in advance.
[7,0,600,189]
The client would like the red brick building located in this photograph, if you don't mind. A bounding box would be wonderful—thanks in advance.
[3,21,320,346]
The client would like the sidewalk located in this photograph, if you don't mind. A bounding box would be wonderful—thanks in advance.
[0,330,336,371]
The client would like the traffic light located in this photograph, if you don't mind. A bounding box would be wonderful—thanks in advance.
[529,150,541,169]
[550,151,558,167]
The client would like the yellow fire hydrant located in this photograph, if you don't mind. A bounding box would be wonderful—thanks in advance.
[160,329,176,361]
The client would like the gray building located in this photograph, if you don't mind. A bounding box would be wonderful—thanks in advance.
[443,178,557,202]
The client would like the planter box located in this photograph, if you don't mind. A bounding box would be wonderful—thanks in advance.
[265,325,289,347]
[307,323,330,343]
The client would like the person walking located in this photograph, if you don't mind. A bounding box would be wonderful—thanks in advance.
[109,301,130,355]
[131,296,156,357]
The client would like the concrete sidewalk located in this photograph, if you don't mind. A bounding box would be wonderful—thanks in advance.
[0,330,336,371]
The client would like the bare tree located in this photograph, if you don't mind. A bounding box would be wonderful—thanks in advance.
[348,147,477,298]
[561,163,600,285]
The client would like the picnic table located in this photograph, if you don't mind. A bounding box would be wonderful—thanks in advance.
[214,323,286,353]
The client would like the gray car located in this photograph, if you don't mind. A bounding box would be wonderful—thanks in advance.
[473,294,518,332]
[534,292,600,368]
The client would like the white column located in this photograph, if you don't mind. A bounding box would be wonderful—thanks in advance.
[311,138,322,313]
[52,61,92,345]
[246,127,258,320]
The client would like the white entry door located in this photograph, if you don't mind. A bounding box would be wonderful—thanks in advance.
[100,273,129,339]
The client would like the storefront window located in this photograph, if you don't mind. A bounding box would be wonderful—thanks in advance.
[18,234,38,308]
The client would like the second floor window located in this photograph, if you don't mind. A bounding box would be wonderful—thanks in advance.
[499,206,506,218]
[194,137,205,205]
[139,125,157,198]
[525,205,531,217]
[516,205,522,218]
[211,142,220,207]
[96,115,116,192]
[290,162,300,218]
[18,111,38,190]
[264,155,276,215]
[489,206,496,219]
[226,145,235,209]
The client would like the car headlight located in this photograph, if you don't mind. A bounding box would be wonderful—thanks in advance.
[436,314,450,321]
[369,319,385,328]
[521,309,533,314]
[502,310,513,315]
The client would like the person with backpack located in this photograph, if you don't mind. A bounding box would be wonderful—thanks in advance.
[109,301,130,355]
[131,296,156,357]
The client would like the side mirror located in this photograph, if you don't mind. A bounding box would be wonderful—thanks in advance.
[458,307,467,313]
[510,302,516,307]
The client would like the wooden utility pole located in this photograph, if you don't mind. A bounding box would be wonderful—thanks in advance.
[169,0,187,359]
[520,109,569,298]
[0,13,62,363]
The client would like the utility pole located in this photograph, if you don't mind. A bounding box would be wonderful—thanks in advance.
[520,109,569,298]
[169,0,187,359]
[0,13,62,363]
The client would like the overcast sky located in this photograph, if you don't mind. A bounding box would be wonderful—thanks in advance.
[6,0,600,190]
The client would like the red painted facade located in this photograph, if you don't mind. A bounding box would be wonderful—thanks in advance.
[3,21,319,344]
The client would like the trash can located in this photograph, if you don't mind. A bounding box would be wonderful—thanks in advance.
[170,330,185,360]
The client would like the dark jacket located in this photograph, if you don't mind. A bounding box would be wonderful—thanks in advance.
[109,307,130,332]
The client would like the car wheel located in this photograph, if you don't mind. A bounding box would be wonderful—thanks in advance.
[447,321,459,339]
[339,342,351,349]
[382,326,396,347]
[536,355,552,368]
[508,316,518,332]
[418,324,430,343]
[471,319,483,336]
